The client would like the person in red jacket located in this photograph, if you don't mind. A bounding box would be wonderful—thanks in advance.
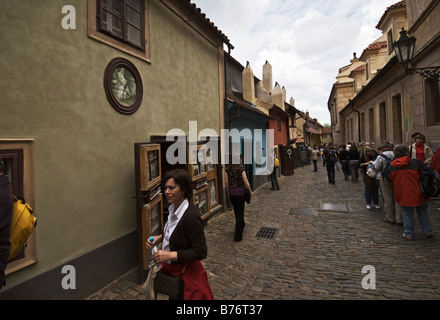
[388,145,433,240]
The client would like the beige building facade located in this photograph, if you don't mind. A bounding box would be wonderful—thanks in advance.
[330,0,439,150]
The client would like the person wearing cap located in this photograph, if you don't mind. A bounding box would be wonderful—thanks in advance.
[410,133,432,165]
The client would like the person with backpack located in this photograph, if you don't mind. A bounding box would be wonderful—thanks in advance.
[324,145,337,184]
[374,141,402,225]
[387,145,433,240]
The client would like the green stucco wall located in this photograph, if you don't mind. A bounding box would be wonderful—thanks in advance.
[0,0,220,286]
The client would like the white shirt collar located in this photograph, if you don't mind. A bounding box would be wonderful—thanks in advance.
[168,198,189,219]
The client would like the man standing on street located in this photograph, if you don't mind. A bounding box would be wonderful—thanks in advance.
[387,145,433,240]
[375,141,402,226]
[0,159,13,291]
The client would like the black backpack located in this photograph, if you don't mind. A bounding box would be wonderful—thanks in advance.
[327,150,336,163]
[419,165,440,198]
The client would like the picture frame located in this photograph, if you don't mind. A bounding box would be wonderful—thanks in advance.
[208,178,218,207]
[104,57,143,115]
[138,144,161,191]
[141,195,163,270]
[188,145,207,181]
[193,185,209,218]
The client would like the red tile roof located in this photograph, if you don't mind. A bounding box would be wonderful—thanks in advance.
[366,41,388,51]
[188,1,233,48]
[353,65,366,72]
[376,0,406,29]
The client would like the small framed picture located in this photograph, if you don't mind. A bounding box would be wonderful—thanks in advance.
[138,144,161,191]
[208,178,218,206]
[193,186,209,218]
[104,57,143,115]
[141,195,163,270]
[188,145,207,181]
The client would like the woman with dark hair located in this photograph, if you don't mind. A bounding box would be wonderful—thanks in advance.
[146,169,214,300]
[225,160,253,242]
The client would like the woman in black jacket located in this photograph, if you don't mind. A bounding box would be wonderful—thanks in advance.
[146,169,213,300]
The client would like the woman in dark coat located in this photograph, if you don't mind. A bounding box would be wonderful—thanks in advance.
[146,169,213,300]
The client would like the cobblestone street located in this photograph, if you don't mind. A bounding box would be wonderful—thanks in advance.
[88,159,440,300]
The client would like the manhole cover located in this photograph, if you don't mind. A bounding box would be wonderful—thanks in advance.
[255,227,279,239]
[320,203,349,212]
[289,208,317,216]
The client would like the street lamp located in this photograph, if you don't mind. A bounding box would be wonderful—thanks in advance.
[393,27,440,79]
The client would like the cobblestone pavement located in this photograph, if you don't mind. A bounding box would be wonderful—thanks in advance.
[87,159,440,300]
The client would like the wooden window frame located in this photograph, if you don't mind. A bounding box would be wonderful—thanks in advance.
[88,0,151,63]
[425,78,440,126]
[97,0,145,51]
[1,140,37,275]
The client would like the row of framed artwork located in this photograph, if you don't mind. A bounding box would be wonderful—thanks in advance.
[139,143,217,191]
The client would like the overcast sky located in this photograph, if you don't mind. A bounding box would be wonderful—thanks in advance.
[194,0,399,125]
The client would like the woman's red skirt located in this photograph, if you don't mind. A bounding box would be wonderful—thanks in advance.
[160,261,214,300]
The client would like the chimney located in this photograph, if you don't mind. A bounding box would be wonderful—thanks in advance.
[263,60,272,93]
[289,97,295,107]
[271,82,284,108]
[242,61,256,105]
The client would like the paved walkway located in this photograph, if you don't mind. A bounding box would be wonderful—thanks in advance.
[87,159,440,300]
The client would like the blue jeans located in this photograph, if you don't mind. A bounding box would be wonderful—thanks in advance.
[401,202,432,237]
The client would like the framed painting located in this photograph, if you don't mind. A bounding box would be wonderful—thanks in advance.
[193,185,209,218]
[104,57,143,115]
[138,144,161,191]
[188,145,207,181]
[141,195,163,270]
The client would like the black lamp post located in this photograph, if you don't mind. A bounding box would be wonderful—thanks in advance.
[393,27,440,79]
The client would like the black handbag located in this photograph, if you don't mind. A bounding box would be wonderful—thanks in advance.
[154,264,187,300]
[245,189,251,204]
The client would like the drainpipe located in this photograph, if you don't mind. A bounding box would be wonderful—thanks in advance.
[350,99,361,143]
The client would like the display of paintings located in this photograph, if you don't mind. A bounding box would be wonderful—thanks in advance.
[193,186,209,218]
[139,144,161,191]
[208,178,218,206]
[141,195,163,270]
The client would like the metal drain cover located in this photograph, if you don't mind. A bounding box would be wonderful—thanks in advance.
[320,203,349,212]
[289,208,317,216]
[256,227,279,239]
